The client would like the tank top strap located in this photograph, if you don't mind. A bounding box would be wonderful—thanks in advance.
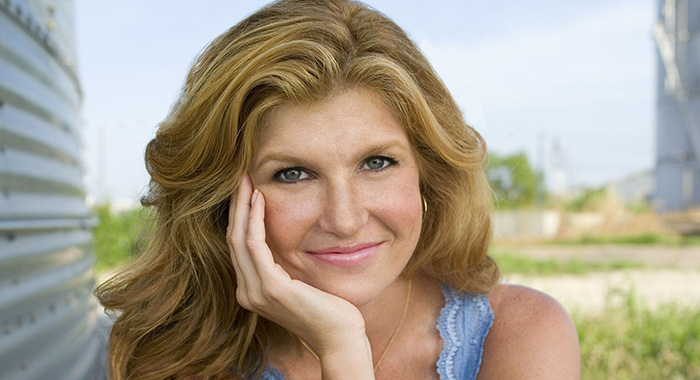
[436,284,494,380]
[258,365,284,380]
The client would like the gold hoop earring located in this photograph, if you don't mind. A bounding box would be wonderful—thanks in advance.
[422,197,428,214]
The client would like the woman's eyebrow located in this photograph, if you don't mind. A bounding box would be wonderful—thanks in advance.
[254,152,310,169]
[356,140,410,159]
[255,140,410,169]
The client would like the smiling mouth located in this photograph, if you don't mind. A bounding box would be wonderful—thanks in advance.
[307,242,383,267]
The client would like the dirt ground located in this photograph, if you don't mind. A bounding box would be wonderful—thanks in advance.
[498,244,700,313]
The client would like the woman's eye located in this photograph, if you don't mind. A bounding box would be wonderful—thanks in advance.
[274,168,309,183]
[363,156,394,171]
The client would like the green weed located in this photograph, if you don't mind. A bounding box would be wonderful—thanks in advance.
[575,290,700,379]
[92,204,153,272]
[492,250,642,276]
[552,232,700,247]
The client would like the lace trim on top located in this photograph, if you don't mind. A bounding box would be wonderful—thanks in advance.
[260,366,284,380]
[436,284,494,380]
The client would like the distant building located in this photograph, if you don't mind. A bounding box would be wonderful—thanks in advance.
[548,139,567,198]
[605,169,655,206]
[654,0,700,212]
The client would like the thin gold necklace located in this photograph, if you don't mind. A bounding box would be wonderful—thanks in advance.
[299,278,412,372]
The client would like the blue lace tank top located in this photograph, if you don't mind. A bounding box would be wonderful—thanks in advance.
[255,284,494,380]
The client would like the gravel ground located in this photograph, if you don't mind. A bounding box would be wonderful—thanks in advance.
[505,270,700,313]
[498,244,700,313]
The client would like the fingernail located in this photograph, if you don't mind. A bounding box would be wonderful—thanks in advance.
[251,189,259,205]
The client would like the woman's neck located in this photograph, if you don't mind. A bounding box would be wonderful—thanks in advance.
[359,275,410,340]
[357,271,444,371]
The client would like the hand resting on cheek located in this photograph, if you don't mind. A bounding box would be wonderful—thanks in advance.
[227,173,375,378]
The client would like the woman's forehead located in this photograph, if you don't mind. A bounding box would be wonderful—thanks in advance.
[252,89,413,160]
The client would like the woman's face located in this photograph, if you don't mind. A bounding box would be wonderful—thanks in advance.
[249,88,423,306]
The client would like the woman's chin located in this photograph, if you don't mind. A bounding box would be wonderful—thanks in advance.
[301,277,389,308]
[316,276,405,311]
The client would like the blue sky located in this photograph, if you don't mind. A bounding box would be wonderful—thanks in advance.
[75,0,656,202]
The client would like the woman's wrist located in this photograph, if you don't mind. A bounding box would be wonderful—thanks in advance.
[319,335,374,380]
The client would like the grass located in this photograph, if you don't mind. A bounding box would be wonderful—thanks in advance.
[92,204,153,272]
[551,232,700,247]
[575,289,700,380]
[491,250,643,276]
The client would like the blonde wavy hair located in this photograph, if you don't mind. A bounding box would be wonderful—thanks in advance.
[96,0,499,378]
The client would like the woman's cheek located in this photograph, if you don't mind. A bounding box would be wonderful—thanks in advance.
[262,190,315,256]
[371,172,422,219]
[383,185,422,236]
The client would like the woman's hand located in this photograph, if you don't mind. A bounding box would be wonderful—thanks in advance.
[227,174,374,378]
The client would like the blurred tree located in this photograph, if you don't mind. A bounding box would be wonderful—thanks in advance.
[486,151,543,209]
[93,204,153,271]
[565,187,608,212]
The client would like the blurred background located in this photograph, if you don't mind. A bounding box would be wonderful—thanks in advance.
[1,0,699,379]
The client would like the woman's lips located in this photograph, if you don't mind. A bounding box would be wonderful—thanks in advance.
[307,242,383,267]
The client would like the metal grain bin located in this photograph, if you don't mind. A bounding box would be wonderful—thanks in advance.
[0,1,108,379]
[654,0,700,212]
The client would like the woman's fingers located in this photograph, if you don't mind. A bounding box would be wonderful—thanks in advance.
[228,174,258,297]
[227,192,248,294]
[231,174,252,248]
[228,174,286,314]
[246,189,278,276]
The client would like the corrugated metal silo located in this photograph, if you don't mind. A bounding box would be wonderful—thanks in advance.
[654,0,700,212]
[0,1,108,379]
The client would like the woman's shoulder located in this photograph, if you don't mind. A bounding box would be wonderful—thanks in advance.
[478,284,580,380]
[487,283,572,321]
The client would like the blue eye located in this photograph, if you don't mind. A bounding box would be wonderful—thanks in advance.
[363,156,395,171]
[274,168,310,183]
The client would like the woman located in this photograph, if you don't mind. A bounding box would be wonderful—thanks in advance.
[96,0,580,379]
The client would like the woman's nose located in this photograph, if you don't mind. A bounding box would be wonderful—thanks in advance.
[317,182,368,238]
